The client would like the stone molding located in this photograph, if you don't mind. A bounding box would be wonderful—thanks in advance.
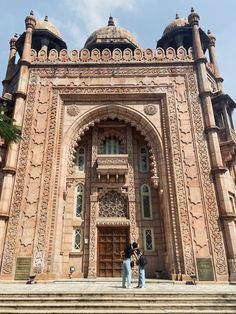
[31,47,193,64]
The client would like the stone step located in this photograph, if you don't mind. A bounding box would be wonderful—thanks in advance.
[0,302,236,310]
[0,296,236,303]
[0,309,236,314]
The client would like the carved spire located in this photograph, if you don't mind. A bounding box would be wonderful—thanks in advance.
[108,15,115,27]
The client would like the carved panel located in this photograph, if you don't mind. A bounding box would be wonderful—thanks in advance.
[99,191,127,217]
[1,82,37,273]
[187,72,228,276]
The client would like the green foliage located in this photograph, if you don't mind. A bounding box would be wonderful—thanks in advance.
[0,107,21,143]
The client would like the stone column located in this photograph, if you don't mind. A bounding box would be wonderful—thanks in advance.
[207,30,223,93]
[0,11,36,267]
[188,8,236,281]
[127,126,137,242]
[88,126,98,277]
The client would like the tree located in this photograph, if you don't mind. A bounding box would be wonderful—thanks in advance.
[0,107,21,143]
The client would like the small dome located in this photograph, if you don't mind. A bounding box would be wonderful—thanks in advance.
[163,14,189,36]
[35,16,61,39]
[84,16,139,51]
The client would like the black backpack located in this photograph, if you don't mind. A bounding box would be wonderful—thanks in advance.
[139,255,147,267]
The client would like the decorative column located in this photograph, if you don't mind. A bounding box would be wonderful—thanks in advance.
[188,8,236,281]
[0,11,36,269]
[207,30,223,93]
[87,126,98,277]
[127,126,137,242]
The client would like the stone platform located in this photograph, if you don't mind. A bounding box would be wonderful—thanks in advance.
[0,279,235,313]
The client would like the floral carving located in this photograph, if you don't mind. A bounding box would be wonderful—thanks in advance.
[99,191,127,217]
[144,104,157,115]
[66,105,80,116]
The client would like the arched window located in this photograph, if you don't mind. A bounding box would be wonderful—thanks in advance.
[75,184,84,217]
[102,136,122,154]
[140,147,149,172]
[141,184,152,219]
[76,147,85,171]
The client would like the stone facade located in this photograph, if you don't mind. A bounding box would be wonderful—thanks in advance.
[0,10,236,282]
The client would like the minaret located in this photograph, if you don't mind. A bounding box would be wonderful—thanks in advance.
[2,33,18,95]
[207,30,223,93]
[0,11,36,270]
[188,8,236,282]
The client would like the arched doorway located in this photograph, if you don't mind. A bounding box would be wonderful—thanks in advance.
[58,104,174,278]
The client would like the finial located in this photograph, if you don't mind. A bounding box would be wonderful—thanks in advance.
[108,15,115,27]
[14,33,18,38]
[30,10,34,16]
[191,7,194,13]
[176,13,180,19]
[207,30,211,35]
[44,16,48,22]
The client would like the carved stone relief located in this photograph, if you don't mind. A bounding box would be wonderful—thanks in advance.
[187,71,228,276]
[66,105,80,117]
[144,104,157,115]
[99,191,127,217]
[1,65,228,281]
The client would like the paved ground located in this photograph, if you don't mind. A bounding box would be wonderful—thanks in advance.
[0,279,235,294]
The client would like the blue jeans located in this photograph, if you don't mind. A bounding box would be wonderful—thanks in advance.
[122,259,131,288]
[138,266,145,287]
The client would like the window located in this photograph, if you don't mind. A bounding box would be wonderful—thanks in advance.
[229,192,236,213]
[144,229,154,251]
[75,185,84,217]
[102,136,122,154]
[73,228,82,251]
[140,147,149,172]
[214,111,225,129]
[76,147,85,171]
[141,184,152,219]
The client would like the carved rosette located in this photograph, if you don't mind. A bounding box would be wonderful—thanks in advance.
[66,105,80,116]
[144,104,157,115]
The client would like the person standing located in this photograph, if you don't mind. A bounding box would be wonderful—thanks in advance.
[121,243,133,288]
[135,249,147,288]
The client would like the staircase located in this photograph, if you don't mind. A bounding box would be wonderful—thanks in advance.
[0,291,236,313]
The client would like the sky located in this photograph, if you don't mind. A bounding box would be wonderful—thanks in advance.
[0,0,235,119]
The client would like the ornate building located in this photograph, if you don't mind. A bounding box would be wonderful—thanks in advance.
[0,9,236,282]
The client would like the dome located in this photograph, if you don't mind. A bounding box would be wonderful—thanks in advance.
[163,14,189,36]
[34,16,62,39]
[84,16,139,51]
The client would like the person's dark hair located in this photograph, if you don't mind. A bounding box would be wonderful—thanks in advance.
[132,242,138,249]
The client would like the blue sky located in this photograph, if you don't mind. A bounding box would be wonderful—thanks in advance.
[1,0,235,116]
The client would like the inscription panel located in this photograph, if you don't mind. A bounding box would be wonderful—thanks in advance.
[197,258,214,281]
[15,257,32,280]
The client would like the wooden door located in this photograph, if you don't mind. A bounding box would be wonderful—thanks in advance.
[98,227,129,277]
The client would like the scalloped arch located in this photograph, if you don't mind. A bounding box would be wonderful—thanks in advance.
[64,104,162,184]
